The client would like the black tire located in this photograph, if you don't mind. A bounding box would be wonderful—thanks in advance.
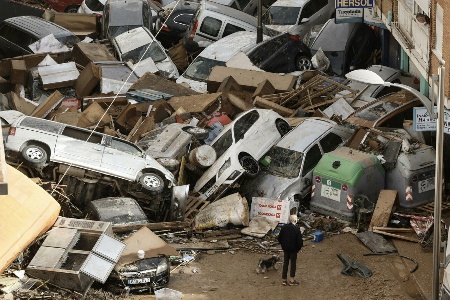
[157,157,180,171]
[239,155,259,178]
[65,4,80,13]
[185,127,209,140]
[295,55,313,71]
[139,172,165,195]
[275,119,291,136]
[21,144,48,168]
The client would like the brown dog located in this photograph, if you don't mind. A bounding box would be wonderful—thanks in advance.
[255,255,280,274]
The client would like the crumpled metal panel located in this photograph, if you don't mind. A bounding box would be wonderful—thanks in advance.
[41,227,80,249]
[79,253,115,283]
[91,234,125,262]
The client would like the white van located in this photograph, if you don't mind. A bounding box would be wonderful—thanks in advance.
[184,1,266,48]
[177,31,268,93]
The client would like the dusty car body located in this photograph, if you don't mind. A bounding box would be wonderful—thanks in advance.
[5,116,175,195]
[111,27,179,79]
[306,19,379,76]
[193,109,291,201]
[242,118,353,203]
[177,31,267,93]
[78,0,107,14]
[338,65,420,109]
[244,32,312,72]
[345,90,427,128]
[262,0,334,37]
[0,16,80,59]
[85,197,149,226]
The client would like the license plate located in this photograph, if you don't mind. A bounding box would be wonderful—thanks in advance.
[321,185,341,202]
[128,277,152,285]
[204,184,218,198]
[418,178,434,193]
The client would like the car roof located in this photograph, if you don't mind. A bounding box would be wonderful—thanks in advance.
[276,118,338,151]
[197,31,259,61]
[270,0,309,7]
[311,18,360,51]
[201,1,258,26]
[2,16,75,39]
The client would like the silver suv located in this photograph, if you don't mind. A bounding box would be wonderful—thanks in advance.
[5,116,175,195]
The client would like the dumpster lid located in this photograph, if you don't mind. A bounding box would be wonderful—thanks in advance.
[397,145,435,171]
[314,147,384,186]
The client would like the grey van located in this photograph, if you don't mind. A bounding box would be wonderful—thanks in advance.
[0,16,79,59]
[5,116,175,195]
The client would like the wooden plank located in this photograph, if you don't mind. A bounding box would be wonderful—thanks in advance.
[253,96,295,117]
[372,227,413,232]
[372,229,419,242]
[169,241,230,250]
[112,221,190,233]
[369,190,398,231]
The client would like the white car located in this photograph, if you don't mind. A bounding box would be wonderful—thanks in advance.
[176,31,268,93]
[111,27,179,79]
[193,109,291,201]
[241,118,354,204]
[78,0,106,15]
[263,0,334,37]
[5,116,175,195]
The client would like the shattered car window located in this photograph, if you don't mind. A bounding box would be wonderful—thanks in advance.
[247,34,286,65]
[21,117,64,134]
[263,6,301,25]
[110,138,143,156]
[265,146,303,178]
[183,57,226,81]
[233,110,259,142]
[211,130,233,158]
[122,41,167,64]
[353,101,400,121]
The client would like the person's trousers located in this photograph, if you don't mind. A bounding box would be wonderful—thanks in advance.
[282,250,297,279]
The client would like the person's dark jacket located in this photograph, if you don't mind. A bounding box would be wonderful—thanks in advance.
[278,223,303,253]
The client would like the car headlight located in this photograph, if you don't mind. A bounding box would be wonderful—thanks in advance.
[156,259,168,275]
[217,158,231,178]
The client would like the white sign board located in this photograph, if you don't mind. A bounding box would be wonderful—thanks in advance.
[413,106,450,133]
[250,198,298,224]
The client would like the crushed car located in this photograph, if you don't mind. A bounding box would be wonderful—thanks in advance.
[193,108,291,201]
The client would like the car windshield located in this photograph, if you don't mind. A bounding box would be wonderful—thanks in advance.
[183,56,226,81]
[211,129,233,158]
[247,34,286,65]
[109,25,141,38]
[85,0,104,11]
[352,101,400,121]
[121,41,167,64]
[264,6,300,25]
[265,146,303,178]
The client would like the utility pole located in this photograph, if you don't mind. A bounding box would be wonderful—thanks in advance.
[256,0,262,43]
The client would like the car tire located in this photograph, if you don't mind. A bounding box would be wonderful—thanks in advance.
[239,155,259,178]
[65,5,80,13]
[21,144,48,168]
[139,172,165,195]
[185,127,209,140]
[295,55,313,71]
[157,158,180,171]
[275,119,291,136]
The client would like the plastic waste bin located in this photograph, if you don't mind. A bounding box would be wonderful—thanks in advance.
[310,147,385,221]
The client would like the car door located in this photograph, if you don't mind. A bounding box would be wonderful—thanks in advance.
[298,143,322,198]
[53,126,104,169]
[100,136,146,180]
[233,110,269,159]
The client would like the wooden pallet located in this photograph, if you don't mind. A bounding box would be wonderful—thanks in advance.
[185,196,210,220]
[417,201,450,213]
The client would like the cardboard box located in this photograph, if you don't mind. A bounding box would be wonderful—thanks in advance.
[10,60,27,84]
[31,90,64,119]
[168,93,221,115]
[75,62,101,99]
[250,197,298,224]
[72,43,117,68]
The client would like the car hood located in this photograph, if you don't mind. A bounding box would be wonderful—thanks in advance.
[266,24,291,34]
[246,172,297,200]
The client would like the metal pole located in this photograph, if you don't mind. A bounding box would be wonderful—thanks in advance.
[432,63,445,300]
[256,0,262,43]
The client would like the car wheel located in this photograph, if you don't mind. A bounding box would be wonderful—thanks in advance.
[185,127,209,140]
[21,144,48,168]
[157,158,180,171]
[65,5,80,13]
[139,172,165,195]
[239,155,259,178]
[295,55,313,71]
[275,119,291,136]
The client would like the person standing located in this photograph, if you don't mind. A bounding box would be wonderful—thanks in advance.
[277,214,303,286]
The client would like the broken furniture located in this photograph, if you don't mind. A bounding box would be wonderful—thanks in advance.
[26,217,125,294]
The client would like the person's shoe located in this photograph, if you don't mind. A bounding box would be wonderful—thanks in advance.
[282,280,287,286]
[288,279,299,286]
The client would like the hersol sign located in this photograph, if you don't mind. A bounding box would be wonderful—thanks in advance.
[335,0,374,8]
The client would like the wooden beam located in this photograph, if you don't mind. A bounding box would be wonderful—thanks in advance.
[112,221,190,233]
[372,229,419,242]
